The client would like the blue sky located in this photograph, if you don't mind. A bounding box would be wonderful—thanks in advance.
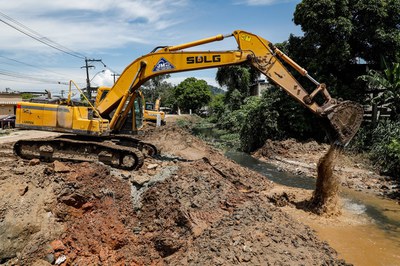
[0,0,302,94]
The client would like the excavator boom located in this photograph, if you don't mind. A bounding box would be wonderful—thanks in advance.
[96,30,363,145]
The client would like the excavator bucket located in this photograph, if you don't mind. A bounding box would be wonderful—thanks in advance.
[324,101,364,146]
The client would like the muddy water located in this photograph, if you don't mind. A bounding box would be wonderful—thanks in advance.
[310,144,341,215]
[193,127,400,265]
[226,150,400,266]
[313,188,400,266]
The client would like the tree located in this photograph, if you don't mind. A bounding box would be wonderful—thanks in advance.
[142,74,172,102]
[239,95,279,152]
[208,94,225,118]
[287,0,400,100]
[216,65,259,110]
[173,77,211,113]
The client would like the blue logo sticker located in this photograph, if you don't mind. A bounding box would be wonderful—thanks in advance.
[152,58,175,72]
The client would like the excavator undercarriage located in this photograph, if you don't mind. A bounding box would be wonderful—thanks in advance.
[14,135,157,170]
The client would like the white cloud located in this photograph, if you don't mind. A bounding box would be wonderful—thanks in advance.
[91,69,115,87]
[0,0,189,53]
[236,0,296,6]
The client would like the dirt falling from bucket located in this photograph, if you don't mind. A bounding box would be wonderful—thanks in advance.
[309,144,342,216]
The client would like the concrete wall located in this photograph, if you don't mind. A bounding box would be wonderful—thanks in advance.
[0,105,15,115]
[0,93,22,115]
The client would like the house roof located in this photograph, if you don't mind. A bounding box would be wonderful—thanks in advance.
[0,101,18,105]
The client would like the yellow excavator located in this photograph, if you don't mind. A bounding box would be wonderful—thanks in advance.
[143,96,166,125]
[14,30,363,170]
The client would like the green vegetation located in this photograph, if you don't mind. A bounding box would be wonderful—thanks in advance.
[286,0,400,100]
[205,0,400,179]
[172,77,211,113]
[359,61,400,120]
[370,121,400,176]
[21,93,34,100]
[142,74,174,105]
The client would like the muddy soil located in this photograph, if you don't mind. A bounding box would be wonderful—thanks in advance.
[0,125,349,265]
[253,139,399,200]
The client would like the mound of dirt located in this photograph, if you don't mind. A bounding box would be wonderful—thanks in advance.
[0,126,349,265]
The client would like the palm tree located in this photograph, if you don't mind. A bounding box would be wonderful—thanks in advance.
[359,61,400,121]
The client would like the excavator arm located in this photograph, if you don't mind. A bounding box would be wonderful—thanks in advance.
[97,30,363,145]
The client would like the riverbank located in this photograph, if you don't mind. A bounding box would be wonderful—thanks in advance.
[253,139,399,202]
[186,116,400,265]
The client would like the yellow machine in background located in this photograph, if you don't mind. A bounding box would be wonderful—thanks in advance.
[16,88,109,136]
[14,30,364,170]
[144,97,166,125]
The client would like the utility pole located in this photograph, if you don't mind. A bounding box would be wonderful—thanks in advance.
[111,73,121,84]
[81,58,106,99]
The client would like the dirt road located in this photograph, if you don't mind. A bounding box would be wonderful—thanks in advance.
[0,129,61,144]
[0,126,348,265]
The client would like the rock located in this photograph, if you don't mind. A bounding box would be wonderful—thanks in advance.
[380,185,389,190]
[50,240,66,251]
[43,253,55,264]
[29,159,41,166]
[147,163,158,170]
[54,161,71,173]
[121,172,131,180]
[44,167,54,175]
[14,168,25,175]
[131,174,151,186]
[19,185,29,196]
[55,255,67,265]
[133,227,141,234]
[82,202,94,211]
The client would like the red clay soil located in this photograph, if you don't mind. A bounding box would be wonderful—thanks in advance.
[0,125,349,265]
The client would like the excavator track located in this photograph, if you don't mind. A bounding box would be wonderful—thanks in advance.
[108,134,158,157]
[54,134,158,157]
[14,137,145,170]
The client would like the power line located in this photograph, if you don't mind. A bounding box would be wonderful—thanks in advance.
[0,76,59,85]
[0,11,86,59]
[0,11,119,88]
[0,68,69,85]
[0,54,69,77]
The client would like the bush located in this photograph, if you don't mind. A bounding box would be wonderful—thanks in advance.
[347,124,373,152]
[239,95,279,152]
[370,120,400,176]
[216,107,246,133]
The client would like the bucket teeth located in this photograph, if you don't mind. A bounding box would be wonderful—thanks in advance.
[325,101,364,146]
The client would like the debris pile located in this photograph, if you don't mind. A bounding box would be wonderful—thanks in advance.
[0,126,349,265]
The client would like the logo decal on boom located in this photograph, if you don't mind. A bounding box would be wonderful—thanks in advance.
[153,58,175,72]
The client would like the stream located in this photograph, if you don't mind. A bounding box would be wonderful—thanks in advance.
[193,127,400,266]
